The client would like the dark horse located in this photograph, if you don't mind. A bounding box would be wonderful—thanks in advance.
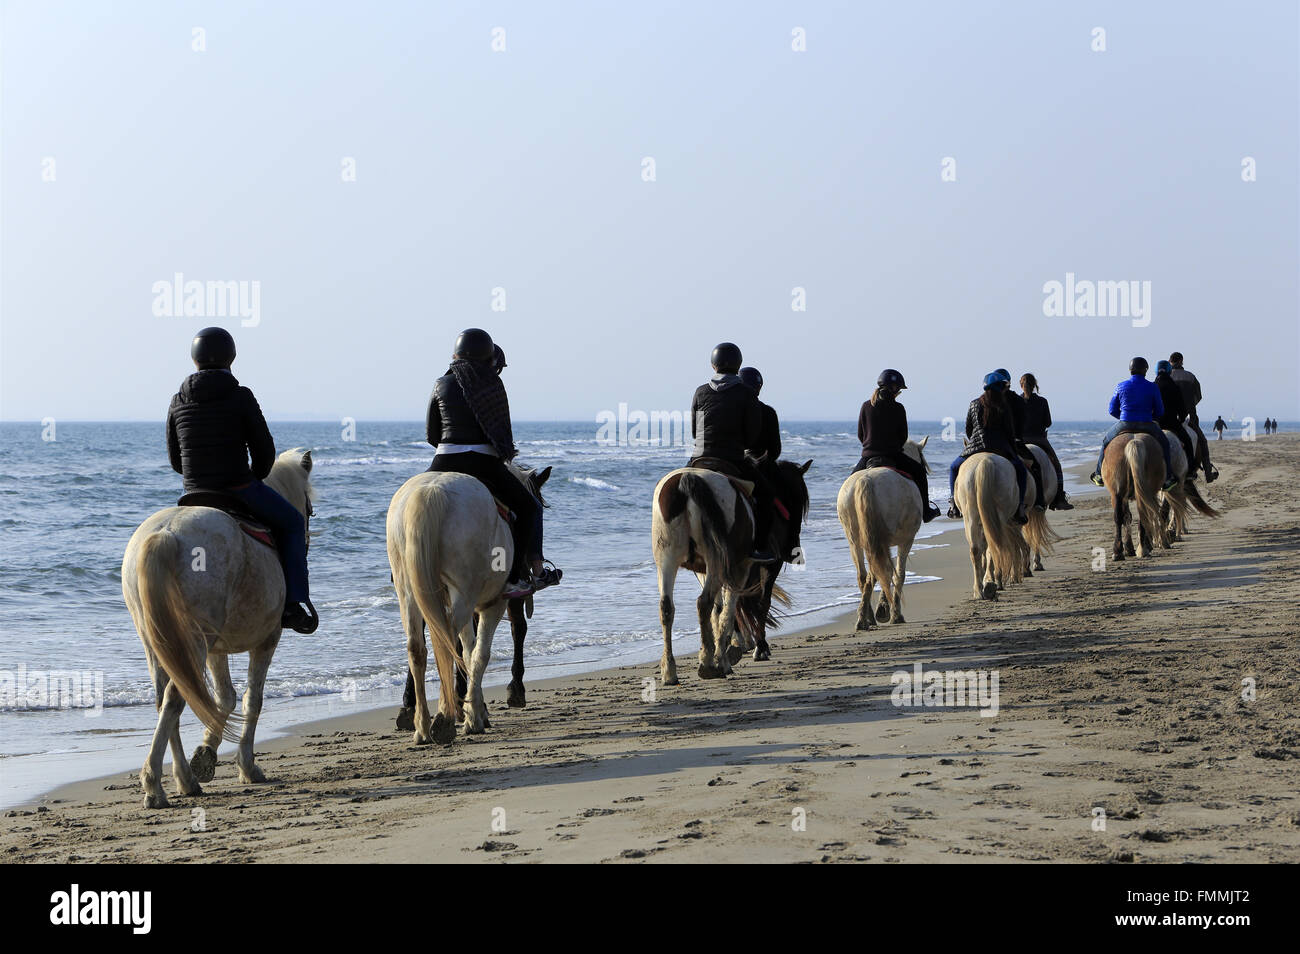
[734,458,812,663]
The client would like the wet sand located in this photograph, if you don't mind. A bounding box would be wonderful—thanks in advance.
[4,435,1298,863]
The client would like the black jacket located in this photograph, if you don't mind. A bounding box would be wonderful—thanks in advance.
[858,395,908,457]
[1154,373,1188,429]
[965,396,1014,454]
[426,372,493,448]
[747,401,782,463]
[691,374,761,463]
[167,370,275,492]
[1022,393,1052,441]
[1170,367,1202,410]
[1004,390,1027,440]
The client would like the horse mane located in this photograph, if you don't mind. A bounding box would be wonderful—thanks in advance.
[506,460,548,508]
[265,448,316,506]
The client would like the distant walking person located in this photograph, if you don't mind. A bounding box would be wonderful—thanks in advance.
[1169,352,1217,482]
[1213,415,1227,439]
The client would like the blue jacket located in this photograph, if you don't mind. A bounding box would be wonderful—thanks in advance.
[1108,375,1165,423]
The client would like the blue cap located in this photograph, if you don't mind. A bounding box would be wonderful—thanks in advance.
[983,371,1003,390]
[1156,359,1172,374]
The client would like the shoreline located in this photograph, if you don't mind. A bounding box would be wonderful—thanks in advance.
[6,437,1298,862]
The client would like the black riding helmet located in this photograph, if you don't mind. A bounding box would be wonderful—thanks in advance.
[492,344,507,374]
[454,328,494,363]
[711,342,742,374]
[877,368,906,391]
[192,327,236,369]
[738,366,763,394]
[1129,356,1149,376]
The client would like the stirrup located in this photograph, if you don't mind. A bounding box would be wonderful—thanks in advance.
[532,561,563,591]
[282,600,319,635]
[1012,510,1029,526]
[946,502,961,519]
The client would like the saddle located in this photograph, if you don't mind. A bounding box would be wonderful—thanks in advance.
[861,455,912,480]
[685,459,791,521]
[177,491,276,550]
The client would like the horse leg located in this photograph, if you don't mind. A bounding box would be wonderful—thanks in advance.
[697,578,725,679]
[404,591,437,745]
[716,586,740,675]
[752,572,776,661]
[506,599,528,708]
[852,546,877,631]
[142,676,186,809]
[1110,492,1126,561]
[235,633,279,784]
[189,652,235,784]
[656,561,679,686]
[890,541,911,624]
[463,603,505,734]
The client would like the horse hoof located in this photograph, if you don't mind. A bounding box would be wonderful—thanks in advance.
[506,685,526,709]
[238,765,267,784]
[190,745,217,783]
[1023,568,1033,578]
[855,622,878,632]
[875,603,890,622]
[725,645,744,665]
[981,582,998,601]
[143,793,169,810]
[481,713,492,729]
[697,664,726,680]
[891,614,905,625]
[752,644,770,662]
[431,712,457,745]
[395,707,415,731]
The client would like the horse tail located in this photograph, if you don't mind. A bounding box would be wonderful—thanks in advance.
[1127,438,1165,545]
[404,486,467,711]
[679,472,751,586]
[135,530,239,742]
[975,461,1027,583]
[1184,481,1221,518]
[1023,507,1061,558]
[860,479,898,608]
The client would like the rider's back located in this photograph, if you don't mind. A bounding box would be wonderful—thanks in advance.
[167,370,275,492]
[427,372,493,448]
[691,375,760,463]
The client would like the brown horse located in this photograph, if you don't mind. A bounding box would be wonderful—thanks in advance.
[1102,432,1168,560]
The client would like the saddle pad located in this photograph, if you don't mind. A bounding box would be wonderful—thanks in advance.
[492,499,514,523]
[869,465,913,480]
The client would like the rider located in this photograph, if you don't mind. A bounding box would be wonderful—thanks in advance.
[852,369,942,523]
[426,328,557,599]
[947,372,1030,525]
[1089,357,1179,491]
[1169,352,1217,481]
[167,327,317,634]
[995,368,1047,513]
[738,366,799,559]
[1154,360,1196,482]
[1019,373,1073,510]
[689,343,777,563]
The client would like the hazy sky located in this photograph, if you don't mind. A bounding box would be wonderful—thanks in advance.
[2,0,1296,424]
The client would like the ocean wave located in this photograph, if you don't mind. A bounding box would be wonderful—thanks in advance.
[568,476,621,491]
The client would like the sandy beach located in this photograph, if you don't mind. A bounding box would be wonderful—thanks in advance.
[4,435,1298,864]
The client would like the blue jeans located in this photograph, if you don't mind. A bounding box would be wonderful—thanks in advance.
[949,440,1027,510]
[1094,421,1171,476]
[230,479,309,603]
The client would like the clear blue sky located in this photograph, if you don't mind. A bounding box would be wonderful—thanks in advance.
[2,0,1296,423]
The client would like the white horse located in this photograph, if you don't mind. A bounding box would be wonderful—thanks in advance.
[651,467,757,685]
[121,448,316,809]
[836,437,930,630]
[954,453,1030,600]
[1020,444,1062,573]
[386,461,547,743]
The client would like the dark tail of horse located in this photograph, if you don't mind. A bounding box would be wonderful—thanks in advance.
[1185,481,1221,518]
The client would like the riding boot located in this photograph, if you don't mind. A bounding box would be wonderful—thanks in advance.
[1050,488,1074,510]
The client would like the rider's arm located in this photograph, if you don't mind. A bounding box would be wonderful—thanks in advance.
[426,390,442,448]
[242,389,276,480]
[1151,384,1165,421]
[166,401,183,475]
[1042,398,1052,432]
[767,406,782,459]
[1108,385,1122,420]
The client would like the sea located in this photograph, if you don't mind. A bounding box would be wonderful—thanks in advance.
[2,417,1268,807]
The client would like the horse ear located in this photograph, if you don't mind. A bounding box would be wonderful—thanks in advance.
[535,465,552,487]
[919,435,929,449]
[301,450,313,473]
[798,459,812,475]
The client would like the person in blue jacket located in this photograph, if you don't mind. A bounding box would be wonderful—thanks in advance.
[1089,357,1179,491]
